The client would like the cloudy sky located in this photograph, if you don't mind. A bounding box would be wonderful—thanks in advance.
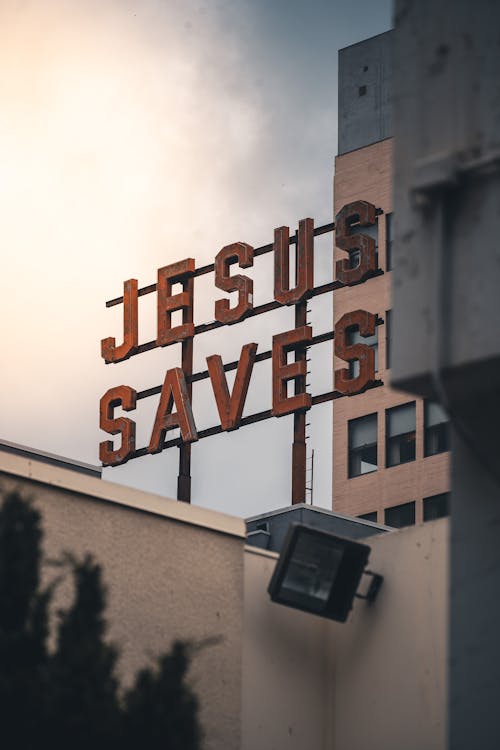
[0,0,391,517]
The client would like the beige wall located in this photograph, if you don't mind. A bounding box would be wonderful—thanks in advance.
[243,521,448,750]
[1,452,448,750]
[242,545,331,750]
[331,520,448,750]
[333,138,450,521]
[0,453,245,750]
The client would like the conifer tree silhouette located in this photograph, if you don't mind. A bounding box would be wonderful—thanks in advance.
[0,490,201,750]
[0,491,51,748]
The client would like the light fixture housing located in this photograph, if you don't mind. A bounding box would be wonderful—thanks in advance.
[267,523,382,622]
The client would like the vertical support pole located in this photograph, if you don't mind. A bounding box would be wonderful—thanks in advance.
[292,257,307,505]
[178,275,194,502]
[310,448,314,506]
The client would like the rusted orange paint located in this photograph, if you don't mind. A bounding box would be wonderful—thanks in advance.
[99,385,137,466]
[214,242,254,324]
[101,279,139,363]
[334,309,376,395]
[274,218,314,305]
[272,326,312,417]
[157,259,195,346]
[207,343,258,430]
[335,200,377,285]
[148,367,198,453]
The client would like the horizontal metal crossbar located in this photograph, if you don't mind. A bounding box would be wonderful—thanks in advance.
[104,270,384,359]
[135,317,383,402]
[105,221,337,308]
[126,380,383,460]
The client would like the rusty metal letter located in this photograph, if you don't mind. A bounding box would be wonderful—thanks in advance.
[214,242,254,324]
[101,279,138,363]
[99,385,137,466]
[335,201,377,285]
[207,343,258,430]
[334,310,376,395]
[148,367,198,453]
[274,218,314,305]
[272,326,312,417]
[157,259,195,346]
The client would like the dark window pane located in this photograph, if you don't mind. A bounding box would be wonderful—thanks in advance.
[347,221,378,270]
[385,501,415,528]
[347,325,378,378]
[386,212,393,271]
[358,511,377,522]
[348,413,378,478]
[423,493,450,522]
[349,443,378,478]
[349,249,361,268]
[424,400,450,456]
[386,403,416,467]
[386,309,392,369]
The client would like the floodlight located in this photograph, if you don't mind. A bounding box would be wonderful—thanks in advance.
[267,523,383,622]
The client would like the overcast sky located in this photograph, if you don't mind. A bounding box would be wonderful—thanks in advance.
[0,0,392,517]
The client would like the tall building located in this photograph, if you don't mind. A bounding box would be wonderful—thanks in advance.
[332,31,450,527]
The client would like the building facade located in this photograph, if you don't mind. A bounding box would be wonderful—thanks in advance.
[0,444,447,750]
[332,32,451,527]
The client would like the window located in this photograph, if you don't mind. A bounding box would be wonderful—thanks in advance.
[424,400,450,456]
[348,413,377,478]
[385,309,392,369]
[358,511,377,523]
[347,325,378,378]
[423,493,450,522]
[347,221,378,269]
[384,501,416,528]
[386,402,416,467]
[386,212,393,271]
[358,85,367,96]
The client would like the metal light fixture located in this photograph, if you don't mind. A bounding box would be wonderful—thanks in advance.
[268,523,383,622]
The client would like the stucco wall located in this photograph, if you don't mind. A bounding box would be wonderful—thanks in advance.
[0,453,245,750]
[242,545,331,750]
[331,520,447,750]
[243,521,447,750]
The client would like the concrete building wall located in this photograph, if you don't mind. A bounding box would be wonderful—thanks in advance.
[338,31,393,155]
[332,138,450,522]
[242,521,448,750]
[0,452,245,750]
[242,545,330,750]
[331,520,448,750]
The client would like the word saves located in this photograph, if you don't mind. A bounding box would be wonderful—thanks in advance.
[99,201,379,466]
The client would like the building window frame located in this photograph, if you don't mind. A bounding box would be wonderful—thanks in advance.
[423,493,450,522]
[358,511,378,523]
[348,413,378,479]
[384,501,416,528]
[386,401,416,468]
[347,324,378,379]
[424,400,450,457]
[386,212,393,271]
[347,220,379,270]
[385,309,392,370]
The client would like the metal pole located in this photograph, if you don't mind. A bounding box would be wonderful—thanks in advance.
[291,229,308,504]
[177,274,194,502]
[310,448,314,505]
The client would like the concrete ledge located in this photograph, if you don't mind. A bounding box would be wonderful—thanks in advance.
[0,451,245,539]
[244,544,278,560]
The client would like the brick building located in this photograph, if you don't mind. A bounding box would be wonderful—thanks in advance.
[332,32,450,527]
